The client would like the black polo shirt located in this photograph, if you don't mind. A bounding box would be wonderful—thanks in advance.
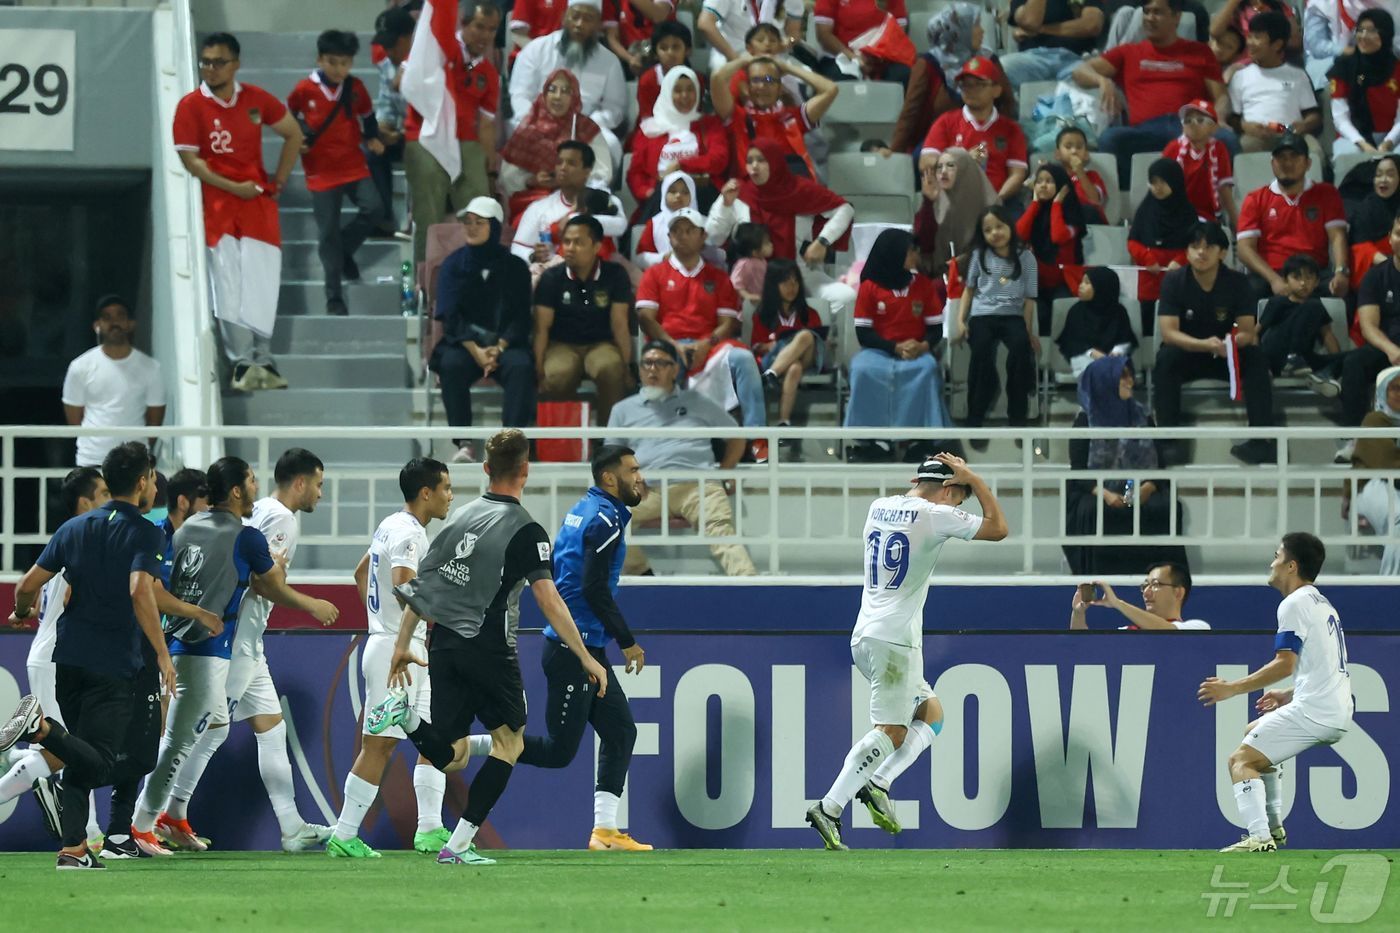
[1358,259,1400,344]
[533,259,632,346]
[1158,266,1255,341]
[36,499,165,678]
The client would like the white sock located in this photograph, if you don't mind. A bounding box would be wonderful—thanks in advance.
[446,817,479,853]
[0,750,51,803]
[871,720,935,790]
[414,764,446,833]
[166,725,228,819]
[1233,778,1270,840]
[334,773,380,842]
[401,708,422,733]
[86,793,100,841]
[594,791,621,830]
[254,722,304,836]
[468,735,493,757]
[1260,765,1284,830]
[821,730,895,817]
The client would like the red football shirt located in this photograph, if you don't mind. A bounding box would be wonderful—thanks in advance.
[404,49,499,142]
[636,255,741,340]
[1329,61,1400,140]
[173,82,288,186]
[603,0,674,47]
[286,73,372,191]
[920,107,1028,190]
[509,0,567,37]
[1102,39,1222,125]
[1163,136,1234,219]
[1237,180,1347,269]
[812,0,908,46]
[854,275,943,344]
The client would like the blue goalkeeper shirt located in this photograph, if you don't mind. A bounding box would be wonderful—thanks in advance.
[546,486,635,649]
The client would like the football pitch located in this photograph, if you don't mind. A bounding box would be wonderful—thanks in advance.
[1,848,1395,930]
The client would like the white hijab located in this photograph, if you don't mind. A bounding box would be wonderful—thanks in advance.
[649,170,698,251]
[640,66,701,138]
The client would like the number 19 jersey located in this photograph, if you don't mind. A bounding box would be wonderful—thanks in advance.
[852,495,982,648]
[1276,584,1353,731]
[366,510,429,641]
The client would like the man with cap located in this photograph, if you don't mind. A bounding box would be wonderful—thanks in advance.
[806,453,1008,851]
[635,205,769,460]
[1162,99,1238,224]
[433,196,535,462]
[918,56,1029,201]
[511,141,628,267]
[1236,132,1350,302]
[509,0,629,167]
[1226,12,1323,157]
[604,339,759,576]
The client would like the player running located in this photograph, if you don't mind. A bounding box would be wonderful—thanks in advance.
[807,454,1008,851]
[367,429,609,866]
[327,456,472,859]
[1199,532,1353,853]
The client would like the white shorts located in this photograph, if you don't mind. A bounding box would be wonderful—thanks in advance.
[164,655,231,744]
[26,662,60,729]
[361,633,431,739]
[1243,703,1347,766]
[851,636,935,727]
[225,653,283,723]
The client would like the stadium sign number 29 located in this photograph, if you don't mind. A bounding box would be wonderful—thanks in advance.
[0,28,75,151]
[0,63,69,116]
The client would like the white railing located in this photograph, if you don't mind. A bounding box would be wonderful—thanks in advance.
[2,424,1398,580]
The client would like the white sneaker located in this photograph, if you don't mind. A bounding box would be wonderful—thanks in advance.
[1334,439,1357,464]
[1271,825,1287,847]
[1219,834,1277,853]
[451,443,476,463]
[281,822,333,852]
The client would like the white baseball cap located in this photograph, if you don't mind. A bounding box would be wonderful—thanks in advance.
[568,0,603,9]
[457,196,504,223]
[666,208,705,231]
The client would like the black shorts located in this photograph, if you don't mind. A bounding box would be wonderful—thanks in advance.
[428,645,527,736]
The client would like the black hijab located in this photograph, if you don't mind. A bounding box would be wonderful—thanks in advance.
[1329,9,1398,141]
[1029,164,1086,264]
[1349,155,1400,244]
[862,228,916,291]
[1130,158,1198,249]
[1056,267,1138,359]
[437,217,508,331]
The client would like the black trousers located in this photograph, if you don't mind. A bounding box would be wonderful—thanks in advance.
[1152,344,1274,427]
[1341,345,1391,426]
[366,137,404,230]
[48,664,134,847]
[1259,303,1335,375]
[517,639,635,796]
[310,177,388,304]
[966,314,1036,425]
[106,665,163,837]
[435,343,536,439]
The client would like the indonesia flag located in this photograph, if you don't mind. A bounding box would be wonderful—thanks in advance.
[1225,329,1244,402]
[401,0,461,179]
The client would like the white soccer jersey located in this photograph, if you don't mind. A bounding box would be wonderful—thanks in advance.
[365,509,429,641]
[26,574,68,667]
[851,495,982,648]
[1276,584,1354,731]
[232,497,299,660]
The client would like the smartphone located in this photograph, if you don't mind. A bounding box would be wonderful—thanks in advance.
[1077,583,1101,603]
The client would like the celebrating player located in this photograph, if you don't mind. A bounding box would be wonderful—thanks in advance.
[1198,533,1353,853]
[807,454,1008,851]
[327,456,478,859]
[367,429,609,866]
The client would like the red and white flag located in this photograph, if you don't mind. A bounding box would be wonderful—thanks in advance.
[401,0,461,179]
[1225,329,1244,402]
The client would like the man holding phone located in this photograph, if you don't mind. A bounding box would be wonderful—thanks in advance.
[1069,561,1211,630]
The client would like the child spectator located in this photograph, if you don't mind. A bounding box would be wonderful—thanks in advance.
[603,0,676,75]
[698,0,804,72]
[1210,0,1301,66]
[1129,158,1197,333]
[955,204,1040,440]
[286,30,387,316]
[1017,163,1086,332]
[1056,267,1138,381]
[1162,99,1237,225]
[725,23,806,106]
[1328,9,1400,155]
[730,222,774,302]
[712,54,841,180]
[635,171,726,268]
[1054,126,1108,223]
[921,57,1028,203]
[1348,154,1400,277]
[636,20,695,121]
[752,259,826,442]
[1257,254,1346,394]
[1210,22,1246,73]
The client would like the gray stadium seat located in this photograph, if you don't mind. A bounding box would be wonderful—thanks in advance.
[823,81,908,152]
[827,152,917,223]
[1332,151,1375,185]
[1089,152,1121,225]
[1233,151,1324,199]
[1083,224,1130,267]
[1125,150,1160,223]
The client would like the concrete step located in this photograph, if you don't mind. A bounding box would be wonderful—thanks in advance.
[274,352,409,387]
[226,436,420,469]
[280,238,408,283]
[222,387,418,426]
[269,314,409,354]
[234,32,379,65]
[278,281,404,316]
[279,167,406,195]
[279,208,408,240]
[276,179,407,210]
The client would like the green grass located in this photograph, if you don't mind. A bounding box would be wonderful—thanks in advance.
[1,849,1396,930]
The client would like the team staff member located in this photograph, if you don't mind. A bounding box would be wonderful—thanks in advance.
[0,442,177,871]
[1068,562,1212,630]
[368,429,609,866]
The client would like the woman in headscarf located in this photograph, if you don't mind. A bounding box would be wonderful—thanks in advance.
[626,66,729,211]
[632,170,727,268]
[842,228,953,463]
[888,5,999,155]
[914,147,998,277]
[1128,158,1198,334]
[1328,8,1400,155]
[498,69,610,220]
[1056,267,1138,381]
[1016,162,1087,333]
[430,197,535,462]
[1348,154,1400,275]
[1344,366,1400,574]
[1304,0,1400,85]
[1063,356,1188,575]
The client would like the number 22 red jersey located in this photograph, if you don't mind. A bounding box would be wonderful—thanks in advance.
[173,82,287,187]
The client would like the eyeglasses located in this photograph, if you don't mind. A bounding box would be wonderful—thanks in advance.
[546,83,572,95]
[748,75,779,85]
[1356,25,1380,36]
[639,358,676,370]
[1140,580,1179,592]
[199,57,233,69]
[1183,114,1213,125]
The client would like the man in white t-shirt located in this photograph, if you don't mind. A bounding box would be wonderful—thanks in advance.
[1199,533,1354,853]
[326,456,471,859]
[1069,561,1212,630]
[806,455,1009,850]
[60,296,166,468]
[1227,12,1323,156]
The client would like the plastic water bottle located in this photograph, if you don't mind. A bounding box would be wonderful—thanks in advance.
[1122,479,1135,507]
[400,260,414,317]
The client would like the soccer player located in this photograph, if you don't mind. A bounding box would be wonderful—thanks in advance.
[1198,532,1353,853]
[327,456,474,858]
[807,454,1008,850]
[131,456,339,854]
[368,429,610,865]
